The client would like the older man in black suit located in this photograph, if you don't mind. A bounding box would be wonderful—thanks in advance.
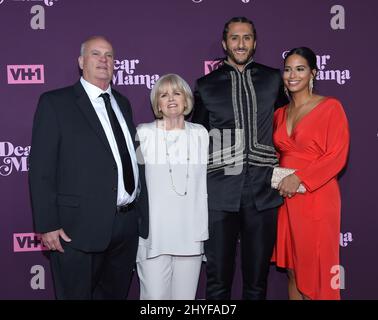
[29,36,148,299]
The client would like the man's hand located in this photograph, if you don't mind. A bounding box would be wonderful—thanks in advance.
[41,229,71,253]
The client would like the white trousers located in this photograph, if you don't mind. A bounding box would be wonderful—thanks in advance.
[137,254,203,300]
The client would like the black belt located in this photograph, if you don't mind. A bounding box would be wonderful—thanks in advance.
[116,201,136,213]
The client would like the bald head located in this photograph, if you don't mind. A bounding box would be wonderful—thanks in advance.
[78,36,115,90]
[80,36,113,56]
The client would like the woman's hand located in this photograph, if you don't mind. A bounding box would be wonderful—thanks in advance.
[278,174,302,198]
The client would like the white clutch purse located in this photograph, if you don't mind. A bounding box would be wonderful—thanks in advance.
[271,167,307,194]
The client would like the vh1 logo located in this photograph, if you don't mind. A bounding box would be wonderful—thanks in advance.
[204,60,223,75]
[13,233,48,252]
[7,65,45,84]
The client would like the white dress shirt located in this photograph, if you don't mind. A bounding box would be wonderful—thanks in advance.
[80,77,139,205]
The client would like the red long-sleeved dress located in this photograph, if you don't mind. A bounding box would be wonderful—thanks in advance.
[272,97,350,300]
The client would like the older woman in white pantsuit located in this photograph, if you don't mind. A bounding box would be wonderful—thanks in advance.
[136,74,209,300]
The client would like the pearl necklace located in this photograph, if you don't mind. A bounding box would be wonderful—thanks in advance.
[163,124,190,197]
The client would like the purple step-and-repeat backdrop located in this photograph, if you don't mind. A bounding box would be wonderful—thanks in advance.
[1,0,377,299]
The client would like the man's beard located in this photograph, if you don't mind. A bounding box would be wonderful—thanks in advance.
[226,47,254,66]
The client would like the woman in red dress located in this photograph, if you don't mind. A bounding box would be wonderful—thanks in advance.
[271,47,350,300]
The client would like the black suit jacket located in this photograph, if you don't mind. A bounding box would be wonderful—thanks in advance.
[29,81,148,252]
[192,61,288,212]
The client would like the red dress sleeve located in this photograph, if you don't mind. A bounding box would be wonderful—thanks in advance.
[294,100,350,192]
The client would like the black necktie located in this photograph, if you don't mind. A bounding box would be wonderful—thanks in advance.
[99,93,135,195]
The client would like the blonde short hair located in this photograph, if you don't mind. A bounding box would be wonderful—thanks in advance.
[150,74,193,119]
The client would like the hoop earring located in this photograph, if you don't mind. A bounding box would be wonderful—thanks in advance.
[309,78,314,96]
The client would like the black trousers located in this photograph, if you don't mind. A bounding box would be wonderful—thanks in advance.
[50,209,139,300]
[205,174,278,300]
